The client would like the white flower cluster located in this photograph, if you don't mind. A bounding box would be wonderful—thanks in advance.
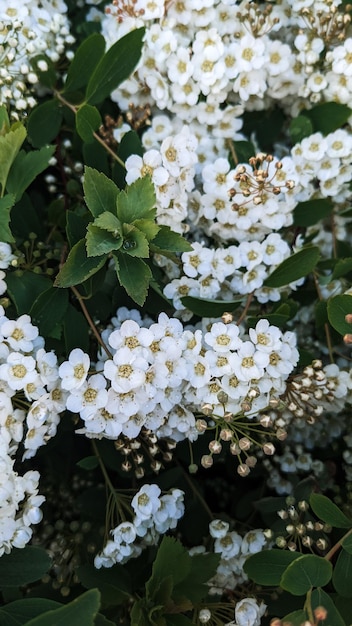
[225,598,266,626]
[60,310,299,444]
[94,483,184,568]
[0,242,16,297]
[0,0,74,115]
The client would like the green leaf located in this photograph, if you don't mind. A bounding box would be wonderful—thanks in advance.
[93,212,122,234]
[311,590,346,626]
[76,456,99,471]
[310,493,352,528]
[77,564,131,607]
[121,224,150,258]
[29,287,69,337]
[63,33,105,94]
[304,102,352,135]
[132,219,160,241]
[146,537,191,603]
[333,593,352,623]
[0,124,26,194]
[84,166,119,217]
[333,550,352,597]
[66,210,91,249]
[27,100,63,148]
[0,105,10,134]
[0,600,61,626]
[114,252,152,306]
[6,271,51,315]
[342,532,352,554]
[289,115,313,143]
[85,28,145,105]
[282,610,308,626]
[30,55,57,90]
[116,176,156,223]
[6,146,56,201]
[264,246,320,288]
[63,304,89,353]
[230,140,255,165]
[0,193,16,242]
[181,296,243,318]
[76,104,102,144]
[332,258,352,281]
[280,554,332,595]
[151,225,192,253]
[55,239,106,287]
[0,547,51,587]
[95,615,115,626]
[293,199,333,228]
[173,553,220,604]
[327,294,352,336]
[165,618,194,626]
[86,224,122,257]
[243,549,301,586]
[24,589,100,626]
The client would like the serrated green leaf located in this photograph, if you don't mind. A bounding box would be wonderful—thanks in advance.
[116,176,156,223]
[0,124,26,194]
[86,28,145,105]
[310,493,352,528]
[86,224,122,257]
[0,193,16,242]
[181,296,242,318]
[327,294,352,336]
[77,564,131,607]
[24,589,100,626]
[29,287,68,337]
[0,547,51,587]
[93,212,122,234]
[151,225,192,253]
[332,258,352,281]
[6,146,56,201]
[333,550,352,598]
[55,239,106,287]
[114,252,152,306]
[146,537,191,603]
[132,219,160,241]
[304,102,352,135]
[312,589,346,626]
[63,33,105,94]
[280,554,332,595]
[83,167,119,217]
[293,199,333,228]
[290,115,313,143]
[6,271,51,315]
[121,224,150,258]
[243,549,301,586]
[0,599,61,626]
[27,100,63,148]
[264,246,320,288]
[76,104,102,143]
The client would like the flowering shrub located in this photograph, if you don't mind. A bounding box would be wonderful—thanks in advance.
[2,0,352,624]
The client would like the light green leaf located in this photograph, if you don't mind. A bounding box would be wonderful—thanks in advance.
[116,176,156,223]
[0,105,10,134]
[86,224,122,257]
[7,146,56,201]
[63,33,105,94]
[27,100,63,148]
[6,271,51,315]
[0,547,51,588]
[83,166,119,217]
[280,554,332,595]
[293,198,333,228]
[327,294,352,336]
[76,104,102,144]
[24,589,100,626]
[0,599,61,626]
[85,28,145,105]
[310,493,352,528]
[55,239,106,287]
[181,296,243,318]
[0,124,26,194]
[121,224,150,258]
[151,225,192,253]
[0,194,16,242]
[114,252,152,306]
[132,218,160,241]
[333,550,352,598]
[29,287,69,337]
[243,549,301,586]
[264,246,320,288]
[93,211,122,234]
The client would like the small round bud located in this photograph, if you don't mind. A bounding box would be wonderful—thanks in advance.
[239,437,251,450]
[199,608,212,624]
[201,455,213,469]
[196,419,208,433]
[217,391,228,405]
[245,455,257,468]
[188,463,198,474]
[220,428,232,441]
[275,536,287,548]
[263,443,275,455]
[209,440,222,454]
[314,607,327,621]
[201,404,213,416]
[237,463,250,477]
[230,442,240,455]
[221,312,233,324]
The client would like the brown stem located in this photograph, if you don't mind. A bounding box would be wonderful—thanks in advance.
[313,272,334,363]
[70,285,113,359]
[226,139,239,166]
[236,292,254,326]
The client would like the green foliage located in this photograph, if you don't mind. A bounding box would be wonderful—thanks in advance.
[0,599,61,626]
[0,194,16,242]
[293,198,333,228]
[289,115,314,143]
[0,123,26,195]
[23,589,100,626]
[83,167,119,218]
[63,33,106,94]
[243,549,301,586]
[327,294,352,335]
[310,493,352,528]
[6,146,56,202]
[29,287,69,337]
[333,550,352,598]
[304,102,352,135]
[0,547,51,587]
[181,296,243,318]
[311,589,346,626]
[264,246,320,288]
[280,555,332,595]
[114,252,152,306]
[77,564,131,607]
[55,239,107,287]
[76,104,102,143]
[6,271,52,315]
[27,100,63,148]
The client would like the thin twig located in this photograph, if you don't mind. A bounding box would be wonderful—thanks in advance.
[70,285,113,359]
[236,292,254,326]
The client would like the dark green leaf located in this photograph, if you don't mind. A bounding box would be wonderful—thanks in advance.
[30,55,57,89]
[29,287,69,337]
[95,615,115,626]
[304,102,352,135]
[76,456,99,471]
[243,549,301,586]
[27,100,63,148]
[116,176,156,223]
[264,246,320,288]
[342,531,352,554]
[310,493,352,528]
[315,300,328,329]
[63,304,90,353]
[66,210,91,248]
[114,252,152,306]
[24,589,100,626]
[86,224,122,257]
[0,193,16,242]
[63,33,105,93]
[6,271,51,315]
[76,104,102,143]
[77,564,131,607]
[181,296,243,318]
[282,610,307,626]
[312,589,346,626]
[0,124,26,194]
[0,547,51,587]
[151,225,192,253]
[85,28,145,105]
[55,239,106,287]
[121,224,149,258]
[327,294,352,335]
[293,199,333,228]
[280,555,332,595]
[146,537,191,603]
[7,146,56,201]
[93,212,122,233]
[173,553,220,604]
[333,593,352,623]
[332,258,352,281]
[289,115,313,143]
[84,167,119,217]
[230,140,255,165]
[0,600,61,626]
[333,550,352,597]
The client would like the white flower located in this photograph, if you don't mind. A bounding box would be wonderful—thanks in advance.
[231,342,269,382]
[59,348,90,390]
[66,373,108,419]
[0,353,37,391]
[0,315,38,352]
[0,243,15,269]
[104,349,148,393]
[125,150,169,187]
[235,598,266,626]
[215,531,242,560]
[131,484,161,522]
[205,322,241,353]
[233,34,267,72]
[209,519,230,539]
[249,320,282,354]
